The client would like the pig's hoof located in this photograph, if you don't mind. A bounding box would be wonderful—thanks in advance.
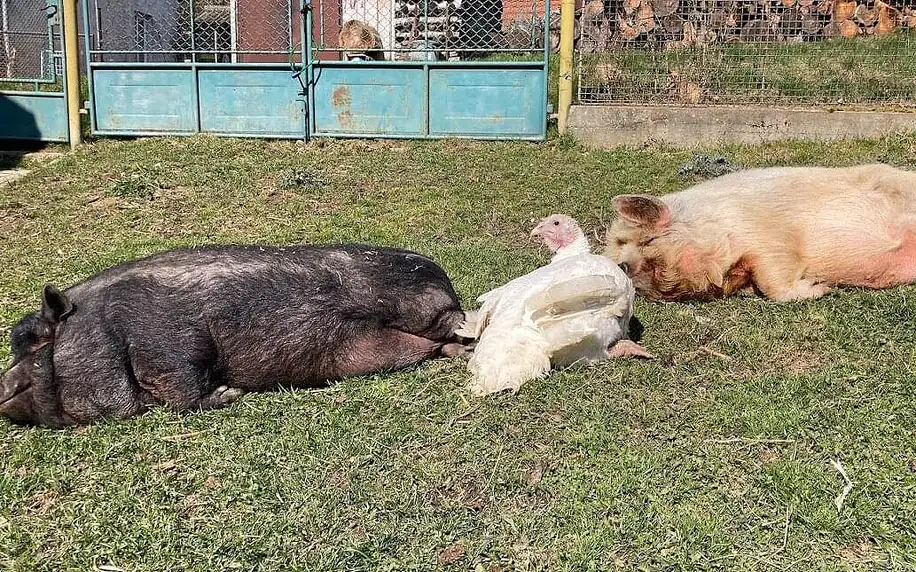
[208,385,246,407]
[441,342,475,358]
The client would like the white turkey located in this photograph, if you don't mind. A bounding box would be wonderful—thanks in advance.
[458,214,653,396]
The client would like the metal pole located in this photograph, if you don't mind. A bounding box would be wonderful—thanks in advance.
[1,0,11,78]
[229,0,237,63]
[189,0,196,62]
[556,0,574,135]
[62,0,82,148]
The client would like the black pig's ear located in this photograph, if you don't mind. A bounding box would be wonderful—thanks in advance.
[40,284,74,324]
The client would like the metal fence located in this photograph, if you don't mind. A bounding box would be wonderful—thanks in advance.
[85,0,549,64]
[1,0,60,83]
[87,0,299,63]
[312,0,549,60]
[576,0,916,107]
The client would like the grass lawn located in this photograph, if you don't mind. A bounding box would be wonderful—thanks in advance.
[1,133,916,571]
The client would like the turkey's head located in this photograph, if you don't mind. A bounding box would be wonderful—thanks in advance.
[530,214,584,253]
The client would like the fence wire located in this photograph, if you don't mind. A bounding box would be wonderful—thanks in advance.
[88,0,550,63]
[0,0,58,83]
[319,0,549,60]
[89,0,298,62]
[577,0,916,106]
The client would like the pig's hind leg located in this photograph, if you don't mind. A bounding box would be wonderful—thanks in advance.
[749,253,832,301]
[387,303,474,358]
[334,328,450,377]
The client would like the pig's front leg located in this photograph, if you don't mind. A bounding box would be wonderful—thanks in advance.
[756,276,831,301]
[750,255,832,301]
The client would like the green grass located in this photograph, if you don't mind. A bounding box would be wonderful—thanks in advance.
[2,134,916,571]
[579,31,916,106]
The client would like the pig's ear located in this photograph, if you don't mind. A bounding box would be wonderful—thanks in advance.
[612,195,671,228]
[40,284,74,324]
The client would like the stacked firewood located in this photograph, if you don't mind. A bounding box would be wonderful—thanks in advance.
[578,0,916,51]
[392,0,466,58]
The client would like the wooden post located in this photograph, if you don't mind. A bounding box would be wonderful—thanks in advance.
[62,0,82,148]
[557,0,575,135]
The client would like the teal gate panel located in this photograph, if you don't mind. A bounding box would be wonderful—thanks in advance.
[304,0,551,141]
[428,66,546,139]
[312,65,426,137]
[0,0,69,143]
[198,69,304,138]
[0,92,68,142]
[91,69,198,134]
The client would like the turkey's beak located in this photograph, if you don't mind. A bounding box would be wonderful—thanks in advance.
[530,223,544,239]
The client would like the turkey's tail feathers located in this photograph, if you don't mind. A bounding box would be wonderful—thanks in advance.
[467,327,551,396]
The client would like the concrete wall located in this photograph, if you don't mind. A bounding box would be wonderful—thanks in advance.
[569,105,916,148]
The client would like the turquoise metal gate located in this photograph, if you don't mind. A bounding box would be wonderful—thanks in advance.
[83,0,307,138]
[305,0,550,139]
[83,0,549,140]
[0,0,70,143]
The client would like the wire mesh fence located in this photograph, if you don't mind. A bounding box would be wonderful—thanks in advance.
[0,0,59,83]
[576,0,916,106]
[88,0,300,63]
[86,0,551,64]
[314,0,550,60]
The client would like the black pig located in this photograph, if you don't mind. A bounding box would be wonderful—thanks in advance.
[1,244,470,427]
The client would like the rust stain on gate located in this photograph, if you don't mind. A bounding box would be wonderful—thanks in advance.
[331,86,353,127]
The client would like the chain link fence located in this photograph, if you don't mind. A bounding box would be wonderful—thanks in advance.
[87,0,550,64]
[576,0,916,106]
[88,0,300,63]
[1,0,59,83]
[318,0,549,60]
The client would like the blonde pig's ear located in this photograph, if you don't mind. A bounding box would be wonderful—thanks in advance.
[612,195,671,228]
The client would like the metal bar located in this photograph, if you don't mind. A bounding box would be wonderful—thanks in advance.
[304,0,314,138]
[310,60,546,67]
[318,0,324,47]
[0,0,9,78]
[189,0,196,63]
[45,0,55,80]
[93,0,101,52]
[88,62,300,69]
[0,90,65,97]
[85,48,546,54]
[82,0,97,133]
[90,129,309,139]
[287,0,293,53]
[310,132,546,141]
[0,77,59,84]
[542,0,550,138]
[87,61,547,69]
[191,61,201,131]
[229,0,237,63]
[423,62,429,136]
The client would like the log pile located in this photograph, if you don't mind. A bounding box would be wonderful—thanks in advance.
[392,0,466,59]
[577,0,916,52]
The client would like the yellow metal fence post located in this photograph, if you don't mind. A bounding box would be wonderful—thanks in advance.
[557,0,575,135]
[63,0,82,148]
